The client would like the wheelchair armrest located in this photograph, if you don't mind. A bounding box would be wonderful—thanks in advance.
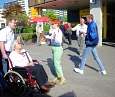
[32,60,40,64]
[12,67,26,71]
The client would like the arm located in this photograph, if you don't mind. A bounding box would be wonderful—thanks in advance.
[0,42,8,59]
[72,24,80,36]
[89,27,97,40]
[36,26,38,33]
[72,24,79,31]
[0,29,7,59]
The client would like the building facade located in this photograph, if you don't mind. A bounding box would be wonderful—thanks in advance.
[53,10,67,16]
[0,9,6,28]
[28,0,115,46]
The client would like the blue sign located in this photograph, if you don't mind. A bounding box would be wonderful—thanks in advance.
[90,0,96,3]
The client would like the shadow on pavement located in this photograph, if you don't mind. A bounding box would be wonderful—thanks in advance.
[63,47,79,55]
[68,54,98,72]
[0,90,77,97]
[42,58,56,77]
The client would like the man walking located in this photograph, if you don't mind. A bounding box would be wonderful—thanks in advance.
[36,22,43,46]
[72,18,87,57]
[0,18,16,74]
[74,14,107,75]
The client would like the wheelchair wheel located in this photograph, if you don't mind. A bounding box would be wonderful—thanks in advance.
[4,71,26,96]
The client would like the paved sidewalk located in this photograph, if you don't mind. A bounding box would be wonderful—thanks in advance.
[1,40,115,97]
[22,40,115,97]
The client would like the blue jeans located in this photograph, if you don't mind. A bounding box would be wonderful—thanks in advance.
[79,46,105,71]
[2,52,10,74]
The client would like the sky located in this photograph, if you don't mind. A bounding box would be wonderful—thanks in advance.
[0,0,10,8]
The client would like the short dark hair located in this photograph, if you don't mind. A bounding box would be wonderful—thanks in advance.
[8,18,16,23]
[87,14,94,20]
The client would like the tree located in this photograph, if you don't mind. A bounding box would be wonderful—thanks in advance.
[15,12,28,27]
[62,15,67,22]
[2,3,28,27]
[2,3,23,19]
[43,9,57,19]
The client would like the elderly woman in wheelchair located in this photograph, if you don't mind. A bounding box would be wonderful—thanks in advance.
[7,41,56,94]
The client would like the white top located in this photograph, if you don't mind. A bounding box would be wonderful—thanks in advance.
[50,27,62,46]
[0,26,14,51]
[9,49,32,67]
[72,24,87,37]
[36,25,43,34]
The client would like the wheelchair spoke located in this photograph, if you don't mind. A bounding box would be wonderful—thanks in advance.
[5,71,26,96]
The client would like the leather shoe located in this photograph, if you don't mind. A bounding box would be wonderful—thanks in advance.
[39,86,50,94]
[45,82,56,88]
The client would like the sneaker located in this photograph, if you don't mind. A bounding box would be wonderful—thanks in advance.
[74,68,84,74]
[98,70,107,75]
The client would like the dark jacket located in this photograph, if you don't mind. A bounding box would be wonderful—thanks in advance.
[85,21,99,46]
[59,25,66,34]
[67,27,72,34]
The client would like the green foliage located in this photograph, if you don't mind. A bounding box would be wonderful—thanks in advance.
[44,25,50,31]
[43,9,57,19]
[62,15,68,22]
[22,33,36,41]
[16,12,28,27]
[22,25,36,33]
[14,28,19,34]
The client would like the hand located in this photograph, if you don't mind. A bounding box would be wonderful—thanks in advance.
[80,32,85,34]
[53,33,56,38]
[84,34,87,37]
[70,27,72,30]
[27,62,34,66]
[81,32,86,36]
[3,54,8,59]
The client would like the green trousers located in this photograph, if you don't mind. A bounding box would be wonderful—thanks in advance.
[51,46,64,77]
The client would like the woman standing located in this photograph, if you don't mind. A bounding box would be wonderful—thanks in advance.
[50,19,66,85]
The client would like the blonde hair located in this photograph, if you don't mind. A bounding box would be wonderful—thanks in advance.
[87,14,94,20]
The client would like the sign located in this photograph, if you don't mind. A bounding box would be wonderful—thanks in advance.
[90,0,96,3]
[30,7,38,18]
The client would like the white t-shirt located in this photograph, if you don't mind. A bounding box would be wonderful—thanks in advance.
[72,24,87,37]
[9,49,32,67]
[36,25,43,34]
[0,26,14,51]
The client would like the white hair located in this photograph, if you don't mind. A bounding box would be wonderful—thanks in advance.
[80,18,85,22]
[10,40,17,51]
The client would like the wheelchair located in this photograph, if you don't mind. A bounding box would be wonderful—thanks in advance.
[4,58,42,96]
